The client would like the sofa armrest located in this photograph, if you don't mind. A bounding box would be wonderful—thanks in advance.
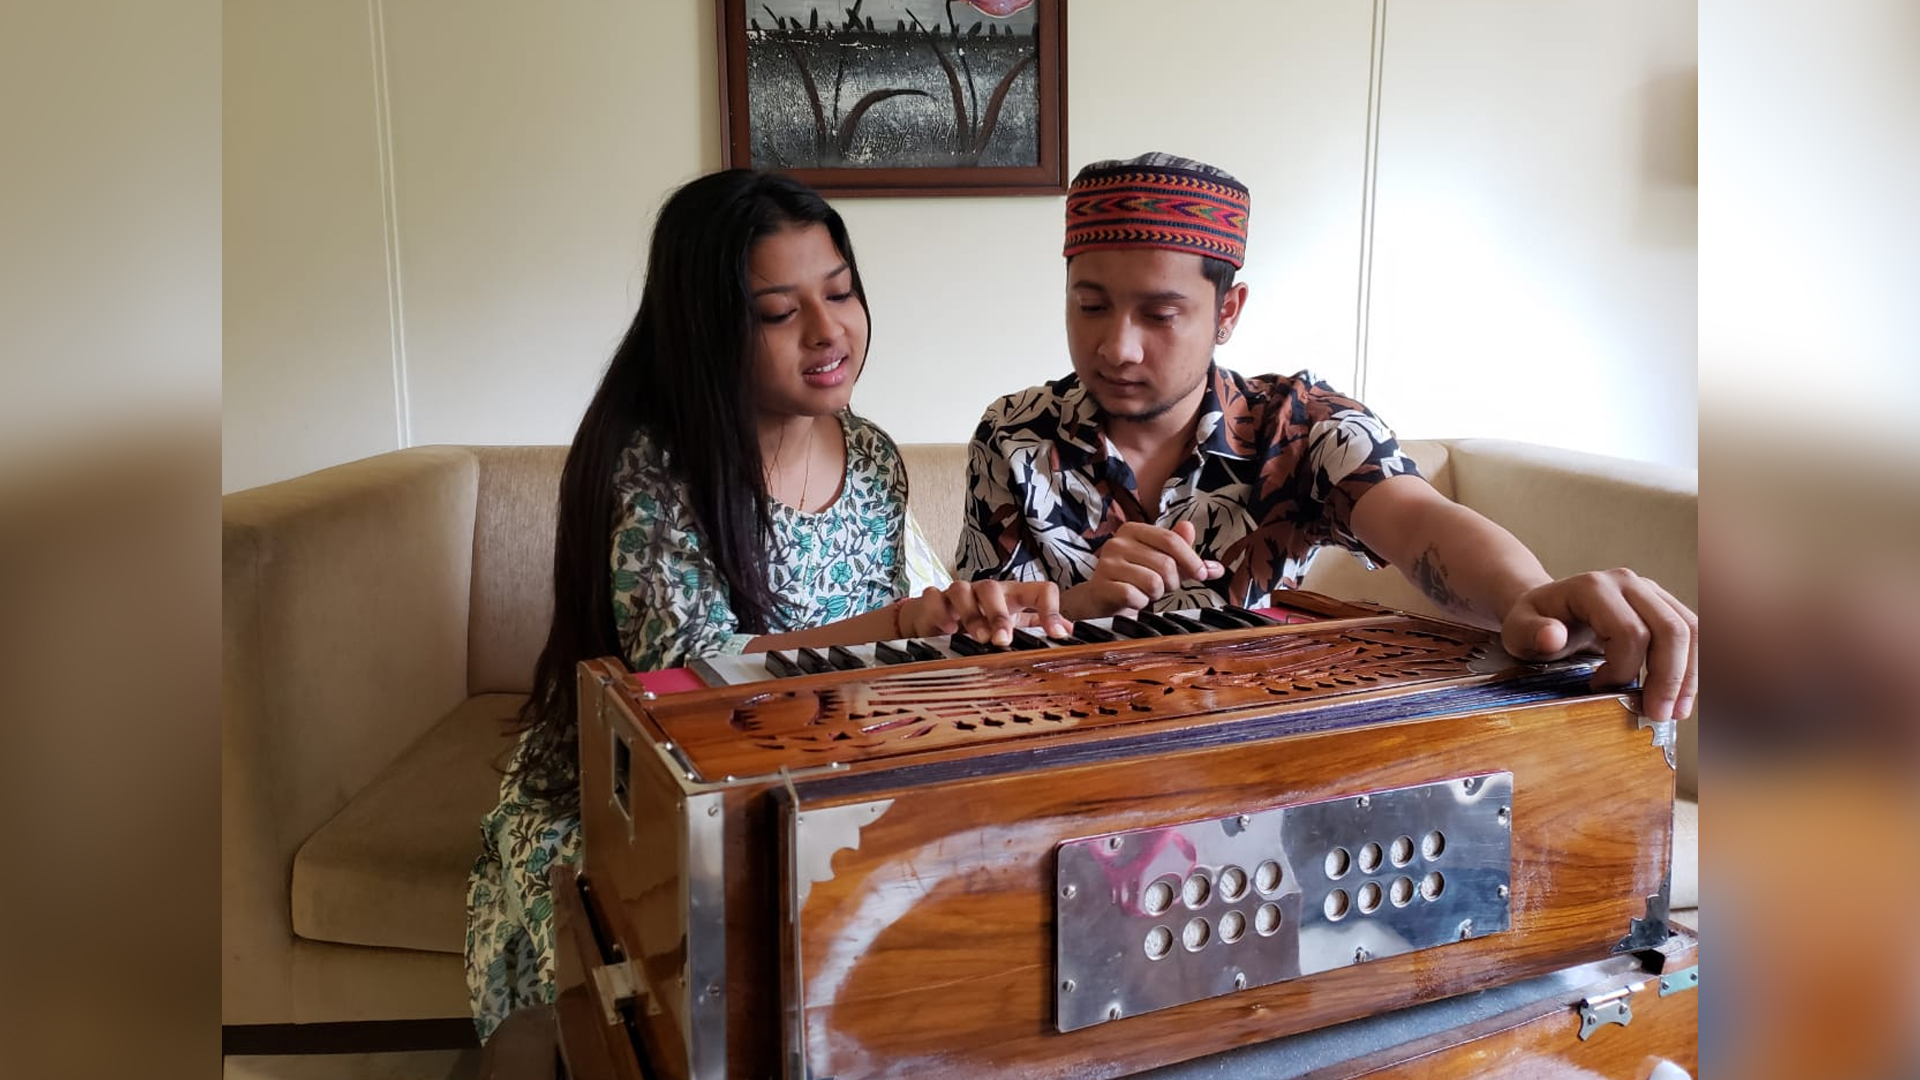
[222,447,478,1023]
[1446,439,1699,796]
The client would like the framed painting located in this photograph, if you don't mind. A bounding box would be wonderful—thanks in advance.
[716,0,1068,196]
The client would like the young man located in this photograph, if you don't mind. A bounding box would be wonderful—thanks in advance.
[955,152,1698,724]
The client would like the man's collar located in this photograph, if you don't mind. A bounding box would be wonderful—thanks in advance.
[1055,363,1255,468]
[1193,364,1255,461]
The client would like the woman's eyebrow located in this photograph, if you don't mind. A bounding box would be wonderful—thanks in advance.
[752,262,850,297]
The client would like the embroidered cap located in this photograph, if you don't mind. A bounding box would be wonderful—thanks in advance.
[1064,152,1251,269]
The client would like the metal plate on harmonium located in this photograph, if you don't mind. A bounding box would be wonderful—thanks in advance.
[1055,773,1515,1031]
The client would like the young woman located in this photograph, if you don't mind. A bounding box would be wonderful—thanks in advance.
[465,169,1066,1039]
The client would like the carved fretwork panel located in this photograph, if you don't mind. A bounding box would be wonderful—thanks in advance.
[647,619,1513,781]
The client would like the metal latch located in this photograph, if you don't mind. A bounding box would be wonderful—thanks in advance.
[1638,715,1678,769]
[1659,964,1700,997]
[590,959,662,1024]
[1577,984,1636,1040]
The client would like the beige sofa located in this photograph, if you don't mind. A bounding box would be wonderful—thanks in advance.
[222,439,1698,1032]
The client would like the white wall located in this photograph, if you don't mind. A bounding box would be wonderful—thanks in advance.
[1363,0,1698,468]
[222,0,1696,492]
[223,1,400,487]
[1700,0,1920,432]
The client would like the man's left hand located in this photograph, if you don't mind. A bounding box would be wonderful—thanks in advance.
[1500,569,1699,722]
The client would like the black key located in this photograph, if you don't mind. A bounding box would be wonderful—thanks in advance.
[1009,629,1055,650]
[795,647,834,674]
[1138,612,1187,635]
[1196,607,1249,630]
[873,640,917,665]
[764,650,804,678]
[1158,612,1212,635]
[826,645,868,670]
[1224,604,1276,626]
[1071,620,1118,643]
[950,632,1006,655]
[1110,616,1159,638]
[905,638,945,662]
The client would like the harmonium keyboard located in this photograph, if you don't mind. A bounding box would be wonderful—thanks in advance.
[560,591,1681,1080]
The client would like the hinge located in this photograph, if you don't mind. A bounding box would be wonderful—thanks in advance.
[590,959,662,1025]
[1577,984,1637,1040]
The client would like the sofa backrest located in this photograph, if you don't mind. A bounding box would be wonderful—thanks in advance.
[469,446,566,694]
[897,443,970,571]
[1295,439,1454,616]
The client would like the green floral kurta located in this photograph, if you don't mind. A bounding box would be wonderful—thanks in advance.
[465,412,948,1040]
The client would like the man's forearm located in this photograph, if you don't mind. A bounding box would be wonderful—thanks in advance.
[1395,500,1551,629]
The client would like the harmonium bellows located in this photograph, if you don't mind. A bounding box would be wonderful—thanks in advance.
[569,592,1679,1080]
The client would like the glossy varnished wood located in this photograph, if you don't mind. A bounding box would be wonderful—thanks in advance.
[639,614,1518,781]
[548,934,1699,1080]
[784,693,1674,1079]
[1302,935,1699,1079]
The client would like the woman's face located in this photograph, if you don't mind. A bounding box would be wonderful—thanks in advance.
[746,222,868,421]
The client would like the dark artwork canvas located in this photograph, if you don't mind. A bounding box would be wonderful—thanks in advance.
[718,0,1067,195]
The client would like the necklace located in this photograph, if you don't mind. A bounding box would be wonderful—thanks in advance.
[771,419,819,511]
[797,420,816,510]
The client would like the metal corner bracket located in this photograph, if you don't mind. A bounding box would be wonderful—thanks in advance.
[1614,874,1672,953]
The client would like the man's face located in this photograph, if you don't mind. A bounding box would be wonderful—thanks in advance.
[1065,248,1235,424]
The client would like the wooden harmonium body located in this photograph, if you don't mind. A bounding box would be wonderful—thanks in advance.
[572,594,1680,1080]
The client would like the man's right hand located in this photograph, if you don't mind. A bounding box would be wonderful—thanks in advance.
[1061,521,1226,620]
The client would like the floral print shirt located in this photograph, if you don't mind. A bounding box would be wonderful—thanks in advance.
[955,365,1419,610]
[611,410,950,670]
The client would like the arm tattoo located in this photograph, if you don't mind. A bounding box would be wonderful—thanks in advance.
[1410,544,1476,617]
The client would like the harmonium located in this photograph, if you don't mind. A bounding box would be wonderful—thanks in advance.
[553,592,1690,1079]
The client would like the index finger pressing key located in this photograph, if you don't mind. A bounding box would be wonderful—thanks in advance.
[1021,582,1072,637]
[1135,524,1213,583]
[969,579,1016,646]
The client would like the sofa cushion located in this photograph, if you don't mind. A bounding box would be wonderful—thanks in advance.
[292,693,526,955]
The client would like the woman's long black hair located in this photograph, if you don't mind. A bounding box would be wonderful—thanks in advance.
[511,170,867,808]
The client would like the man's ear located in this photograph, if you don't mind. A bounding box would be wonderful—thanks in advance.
[1215,281,1251,343]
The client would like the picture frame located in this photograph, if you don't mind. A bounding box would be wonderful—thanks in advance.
[716,0,1068,196]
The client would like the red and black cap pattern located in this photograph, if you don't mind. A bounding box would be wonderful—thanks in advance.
[1065,153,1251,268]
